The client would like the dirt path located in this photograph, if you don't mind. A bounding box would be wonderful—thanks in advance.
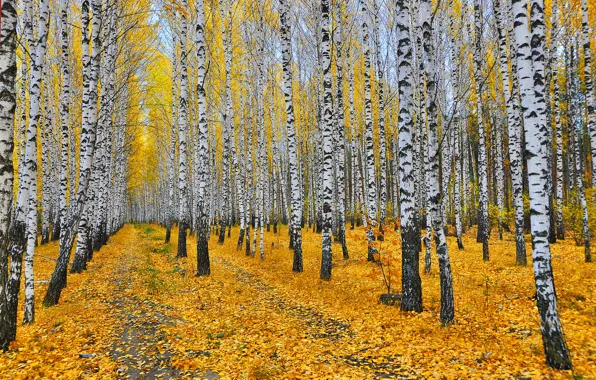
[106,227,219,380]
[101,225,416,379]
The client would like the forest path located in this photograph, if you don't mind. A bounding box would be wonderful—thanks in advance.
[106,225,220,379]
[4,223,590,378]
[121,224,417,379]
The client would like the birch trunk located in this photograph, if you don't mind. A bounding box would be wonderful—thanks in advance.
[511,0,572,368]
[177,3,189,258]
[473,0,490,260]
[280,0,304,271]
[493,0,526,264]
[397,0,422,313]
[0,0,19,350]
[420,0,454,324]
[319,0,334,280]
[195,0,210,276]
[361,0,378,261]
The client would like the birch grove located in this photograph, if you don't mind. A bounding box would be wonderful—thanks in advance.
[4,0,596,372]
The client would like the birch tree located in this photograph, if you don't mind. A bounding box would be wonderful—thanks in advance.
[473,0,490,261]
[319,0,334,281]
[195,0,210,276]
[0,0,19,351]
[280,0,304,272]
[177,3,190,258]
[420,0,454,324]
[493,0,526,264]
[511,0,572,369]
[361,0,378,262]
[396,0,422,313]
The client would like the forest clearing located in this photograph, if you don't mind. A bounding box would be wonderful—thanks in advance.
[0,224,593,379]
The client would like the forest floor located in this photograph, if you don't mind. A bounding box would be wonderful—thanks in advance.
[0,223,594,379]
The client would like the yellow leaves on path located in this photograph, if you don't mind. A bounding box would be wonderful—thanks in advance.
[0,224,594,379]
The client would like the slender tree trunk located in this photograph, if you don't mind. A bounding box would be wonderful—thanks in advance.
[511,0,572,369]
[0,0,19,351]
[319,0,334,281]
[280,0,304,271]
[177,3,189,258]
[166,34,179,244]
[361,0,378,262]
[554,64,565,240]
[18,0,50,324]
[372,0,387,236]
[334,4,348,259]
[397,0,422,313]
[218,0,232,245]
[581,0,596,188]
[195,0,210,276]
[473,0,490,260]
[70,0,102,273]
[420,0,454,324]
[494,0,526,264]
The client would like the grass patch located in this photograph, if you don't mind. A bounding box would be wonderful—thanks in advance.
[138,254,169,295]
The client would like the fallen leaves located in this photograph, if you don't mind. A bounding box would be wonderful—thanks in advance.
[0,223,594,379]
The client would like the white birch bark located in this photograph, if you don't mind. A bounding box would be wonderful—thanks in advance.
[397,0,422,312]
[319,0,333,280]
[493,0,526,263]
[473,0,490,260]
[195,0,210,275]
[44,0,102,306]
[420,0,454,324]
[361,0,378,261]
[581,0,596,188]
[280,0,304,271]
[177,3,189,258]
[0,0,19,350]
[18,0,50,324]
[511,0,572,368]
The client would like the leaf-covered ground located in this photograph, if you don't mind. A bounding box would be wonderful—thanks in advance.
[0,224,594,379]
